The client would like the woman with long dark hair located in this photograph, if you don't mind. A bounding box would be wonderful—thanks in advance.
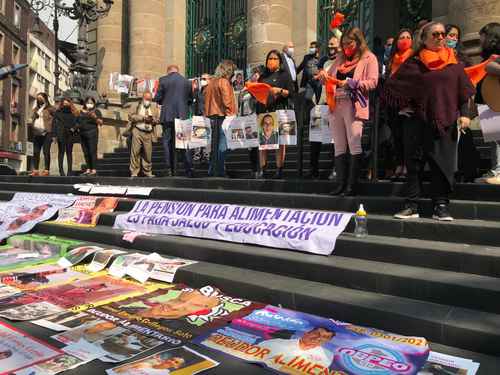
[255,49,294,179]
[384,22,475,221]
[53,97,79,176]
[30,92,54,176]
[322,27,379,195]
[77,97,102,176]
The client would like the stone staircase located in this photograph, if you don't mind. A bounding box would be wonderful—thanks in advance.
[0,175,499,373]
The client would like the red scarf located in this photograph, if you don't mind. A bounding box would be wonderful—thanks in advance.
[245,82,272,105]
[419,47,458,71]
[390,49,413,76]
[337,57,360,75]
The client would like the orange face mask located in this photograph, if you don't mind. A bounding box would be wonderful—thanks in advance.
[267,59,280,71]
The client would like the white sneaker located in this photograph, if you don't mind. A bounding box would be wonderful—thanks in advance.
[485,175,500,185]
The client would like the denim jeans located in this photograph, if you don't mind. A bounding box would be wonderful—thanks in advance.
[208,116,228,177]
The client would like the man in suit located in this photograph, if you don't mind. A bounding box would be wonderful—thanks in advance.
[154,65,194,177]
[281,42,298,92]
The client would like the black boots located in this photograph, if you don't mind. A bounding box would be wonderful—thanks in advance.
[330,154,362,196]
[273,168,284,179]
[330,154,348,195]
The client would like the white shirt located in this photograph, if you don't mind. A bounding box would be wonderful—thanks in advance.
[284,54,297,82]
[259,338,333,370]
[33,106,45,131]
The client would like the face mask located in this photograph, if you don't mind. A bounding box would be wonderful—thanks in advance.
[143,100,151,108]
[343,46,357,58]
[200,79,208,87]
[62,105,71,112]
[286,48,294,57]
[309,47,317,55]
[446,39,458,49]
[397,39,412,52]
[267,59,280,71]
[85,103,95,110]
[328,48,337,57]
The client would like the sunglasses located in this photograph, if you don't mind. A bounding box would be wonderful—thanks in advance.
[431,32,446,39]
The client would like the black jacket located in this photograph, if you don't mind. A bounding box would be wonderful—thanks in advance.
[154,72,193,124]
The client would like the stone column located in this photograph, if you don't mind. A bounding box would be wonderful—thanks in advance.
[165,0,187,75]
[447,0,500,57]
[95,0,123,99]
[247,0,293,66]
[129,0,168,79]
[292,0,317,62]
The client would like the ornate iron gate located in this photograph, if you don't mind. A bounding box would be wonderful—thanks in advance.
[317,0,375,53]
[186,0,247,78]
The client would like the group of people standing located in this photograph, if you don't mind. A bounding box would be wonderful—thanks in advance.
[30,95,103,177]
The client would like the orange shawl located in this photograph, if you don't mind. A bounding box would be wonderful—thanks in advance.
[390,49,413,76]
[464,55,498,86]
[419,47,458,71]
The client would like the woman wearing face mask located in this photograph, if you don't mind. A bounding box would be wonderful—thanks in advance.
[53,97,79,176]
[383,29,413,180]
[76,97,103,176]
[29,93,55,176]
[384,22,475,221]
[321,27,379,196]
[445,24,472,66]
[255,50,294,179]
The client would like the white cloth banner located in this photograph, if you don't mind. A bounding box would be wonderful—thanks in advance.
[223,115,259,150]
[113,200,353,255]
[309,105,334,144]
[0,193,76,241]
[277,109,297,145]
[478,104,500,142]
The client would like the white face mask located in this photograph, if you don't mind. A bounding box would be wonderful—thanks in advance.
[143,100,151,108]
[200,79,208,87]
[286,48,294,57]
[85,103,94,110]
[309,47,317,55]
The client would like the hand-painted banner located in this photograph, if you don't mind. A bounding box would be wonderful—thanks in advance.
[87,285,262,344]
[113,200,352,255]
[52,196,119,227]
[194,305,430,375]
[0,193,76,241]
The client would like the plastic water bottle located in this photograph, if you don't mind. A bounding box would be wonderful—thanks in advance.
[354,204,368,238]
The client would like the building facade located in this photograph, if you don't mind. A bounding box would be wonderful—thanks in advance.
[90,0,500,97]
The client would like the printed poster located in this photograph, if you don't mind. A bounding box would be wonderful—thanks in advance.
[113,200,353,255]
[33,311,99,332]
[15,354,88,375]
[0,264,100,291]
[189,116,211,149]
[88,285,262,343]
[277,109,297,146]
[58,245,102,268]
[51,196,119,227]
[87,249,126,273]
[258,112,280,150]
[195,305,430,375]
[175,119,192,149]
[309,105,334,144]
[0,301,65,321]
[126,253,197,284]
[0,275,161,315]
[223,115,259,150]
[0,321,62,375]
[52,318,163,363]
[0,240,64,272]
[420,351,480,375]
[106,346,219,375]
[0,193,76,241]
[232,70,245,91]
[108,253,146,278]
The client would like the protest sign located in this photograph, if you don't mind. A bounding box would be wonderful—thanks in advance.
[108,253,146,278]
[15,354,88,375]
[223,115,260,150]
[277,110,297,145]
[51,196,119,227]
[87,249,126,273]
[189,116,211,148]
[88,284,262,343]
[0,284,21,298]
[478,104,500,142]
[309,105,334,144]
[0,238,64,272]
[106,346,219,375]
[125,253,196,284]
[175,119,193,149]
[33,312,98,332]
[53,319,163,363]
[58,245,102,268]
[195,305,430,375]
[0,264,99,291]
[258,113,280,150]
[0,322,62,375]
[0,193,76,241]
[421,352,479,375]
[113,200,353,255]
[0,275,162,314]
[0,301,65,321]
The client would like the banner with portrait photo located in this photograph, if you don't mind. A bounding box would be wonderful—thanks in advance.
[0,193,76,241]
[223,115,259,150]
[189,116,211,149]
[195,305,430,375]
[258,112,280,150]
[0,321,62,375]
[88,284,262,344]
[277,110,297,145]
[113,200,353,255]
[309,105,334,144]
[51,196,119,228]
[106,346,219,375]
